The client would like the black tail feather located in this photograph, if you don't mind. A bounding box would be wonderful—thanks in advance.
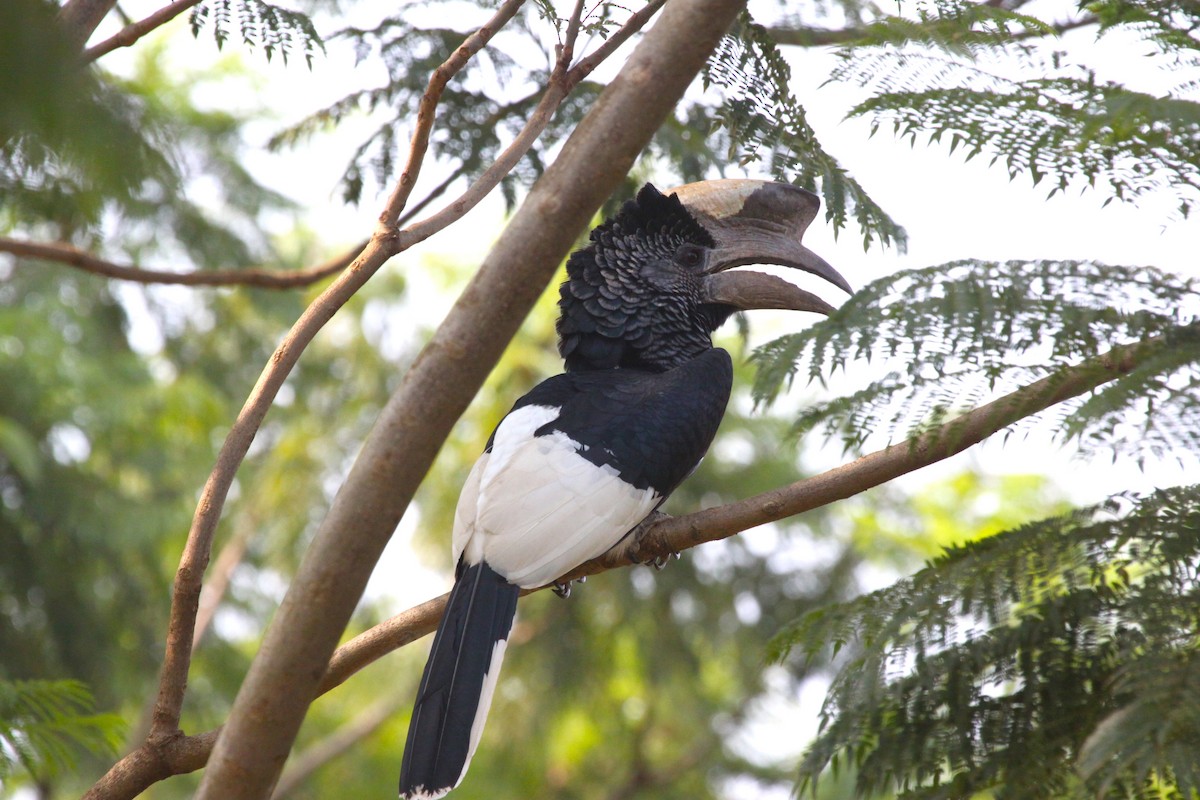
[399,561,520,799]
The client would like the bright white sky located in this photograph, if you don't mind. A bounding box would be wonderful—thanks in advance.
[82,1,1200,796]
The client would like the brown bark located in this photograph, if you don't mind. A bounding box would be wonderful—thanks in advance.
[57,0,117,50]
[0,236,362,289]
[269,693,408,799]
[83,0,204,62]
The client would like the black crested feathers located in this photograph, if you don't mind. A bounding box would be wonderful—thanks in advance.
[557,184,718,372]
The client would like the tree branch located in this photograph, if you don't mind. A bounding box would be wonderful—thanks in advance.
[58,0,119,50]
[321,324,1176,682]
[0,166,457,290]
[269,693,408,800]
[582,330,1163,574]
[378,0,527,226]
[0,236,362,289]
[79,325,1177,798]
[82,0,203,63]
[766,11,1099,48]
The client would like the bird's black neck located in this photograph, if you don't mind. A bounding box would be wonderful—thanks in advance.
[559,304,736,373]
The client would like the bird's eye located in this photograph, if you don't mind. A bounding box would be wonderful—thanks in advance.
[676,244,705,269]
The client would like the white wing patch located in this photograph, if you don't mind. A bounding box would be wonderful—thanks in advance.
[454,404,660,588]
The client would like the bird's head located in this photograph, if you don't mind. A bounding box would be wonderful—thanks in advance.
[557,180,851,372]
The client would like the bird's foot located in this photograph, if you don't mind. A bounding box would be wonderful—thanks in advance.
[649,551,680,571]
[552,575,585,598]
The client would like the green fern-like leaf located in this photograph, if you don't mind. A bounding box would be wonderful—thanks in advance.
[772,485,1200,799]
[849,78,1200,212]
[0,679,124,781]
[703,11,908,251]
[752,260,1200,464]
[190,0,324,66]
[823,0,1200,216]
[833,0,1058,57]
[1078,650,1200,798]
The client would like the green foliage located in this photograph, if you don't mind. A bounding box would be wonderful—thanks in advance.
[1090,0,1200,59]
[189,0,325,65]
[0,679,123,783]
[833,0,1056,54]
[268,2,909,250]
[0,0,175,228]
[847,73,1200,212]
[2,28,296,271]
[704,12,907,251]
[824,0,1200,215]
[769,485,1200,799]
[751,260,1200,464]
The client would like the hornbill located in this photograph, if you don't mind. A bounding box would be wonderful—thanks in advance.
[398,180,849,799]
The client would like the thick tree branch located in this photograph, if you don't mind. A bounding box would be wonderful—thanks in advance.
[0,236,362,289]
[82,326,1176,796]
[58,0,119,50]
[82,0,203,63]
[143,0,528,754]
[269,693,408,799]
[193,1,742,798]
[319,326,1177,681]
[767,11,1099,48]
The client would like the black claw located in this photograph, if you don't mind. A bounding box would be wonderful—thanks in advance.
[552,581,572,598]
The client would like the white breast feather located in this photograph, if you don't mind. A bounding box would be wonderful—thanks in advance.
[453,404,660,587]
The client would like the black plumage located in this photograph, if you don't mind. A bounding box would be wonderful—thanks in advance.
[558,185,727,372]
[506,346,733,493]
[398,180,848,800]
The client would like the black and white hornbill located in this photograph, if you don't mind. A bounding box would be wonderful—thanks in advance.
[398,180,850,799]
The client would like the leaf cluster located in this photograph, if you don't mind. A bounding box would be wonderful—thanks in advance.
[0,0,174,229]
[769,484,1200,799]
[271,11,592,206]
[751,260,1200,465]
[0,679,123,784]
[703,12,907,251]
[822,0,1200,216]
[258,1,910,248]
[189,0,326,66]
[1090,0,1200,60]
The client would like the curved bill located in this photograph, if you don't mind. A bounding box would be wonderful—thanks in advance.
[703,270,837,316]
[670,179,852,299]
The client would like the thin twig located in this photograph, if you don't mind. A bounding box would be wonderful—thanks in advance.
[568,0,666,78]
[82,0,204,63]
[191,515,254,650]
[380,0,527,226]
[562,0,588,63]
[269,692,409,799]
[379,0,649,255]
[0,236,362,289]
[144,0,529,750]
[1,162,462,289]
